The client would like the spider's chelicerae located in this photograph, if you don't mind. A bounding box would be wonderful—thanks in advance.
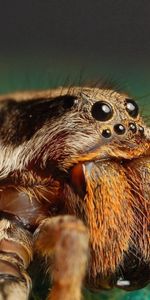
[0,85,149,300]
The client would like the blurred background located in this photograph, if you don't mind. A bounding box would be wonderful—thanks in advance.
[0,0,150,299]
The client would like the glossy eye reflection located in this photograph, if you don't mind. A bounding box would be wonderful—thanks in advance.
[125,99,139,118]
[91,101,113,121]
[114,124,125,135]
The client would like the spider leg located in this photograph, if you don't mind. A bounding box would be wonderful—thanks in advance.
[0,218,33,300]
[34,215,89,300]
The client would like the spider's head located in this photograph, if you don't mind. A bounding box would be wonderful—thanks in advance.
[42,86,149,171]
[0,86,149,176]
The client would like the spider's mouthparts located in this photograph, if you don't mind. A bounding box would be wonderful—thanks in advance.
[70,163,86,197]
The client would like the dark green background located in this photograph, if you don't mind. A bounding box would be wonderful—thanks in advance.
[0,0,150,299]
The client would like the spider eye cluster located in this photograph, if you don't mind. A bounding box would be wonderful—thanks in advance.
[90,98,140,139]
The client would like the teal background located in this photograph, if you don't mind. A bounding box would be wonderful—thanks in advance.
[0,54,150,119]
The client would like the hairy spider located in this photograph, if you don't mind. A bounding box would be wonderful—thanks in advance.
[0,85,149,299]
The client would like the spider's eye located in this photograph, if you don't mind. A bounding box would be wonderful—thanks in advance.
[91,101,113,121]
[63,95,77,109]
[114,123,126,135]
[125,99,139,118]
[102,128,111,138]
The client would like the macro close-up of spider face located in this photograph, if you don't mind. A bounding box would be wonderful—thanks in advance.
[0,85,149,300]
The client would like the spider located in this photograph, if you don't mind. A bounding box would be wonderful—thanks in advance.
[0,85,149,300]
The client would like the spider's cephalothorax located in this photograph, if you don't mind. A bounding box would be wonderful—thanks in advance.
[0,86,149,299]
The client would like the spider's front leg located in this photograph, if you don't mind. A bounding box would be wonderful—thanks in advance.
[0,218,33,300]
[34,215,89,300]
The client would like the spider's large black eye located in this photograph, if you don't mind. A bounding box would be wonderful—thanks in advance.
[91,101,113,121]
[125,99,139,118]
